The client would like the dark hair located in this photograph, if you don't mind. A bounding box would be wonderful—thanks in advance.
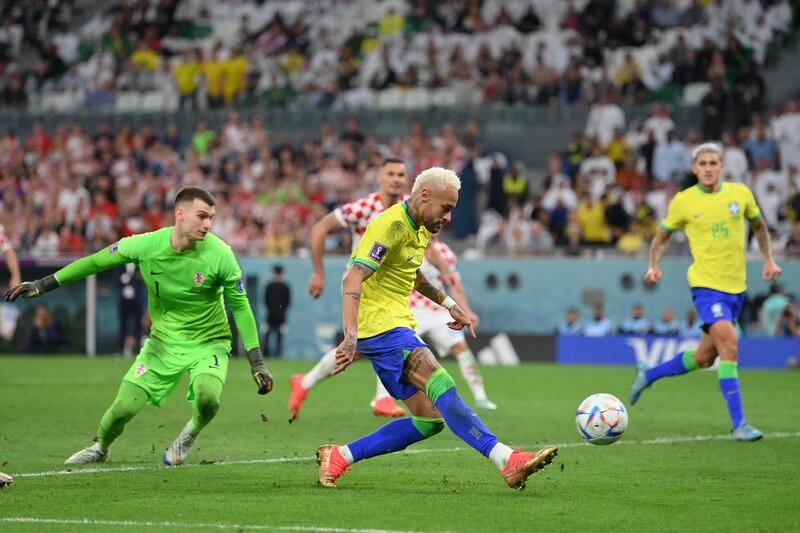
[382,157,406,167]
[273,265,283,275]
[174,187,216,207]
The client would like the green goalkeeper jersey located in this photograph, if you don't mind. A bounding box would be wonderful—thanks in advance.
[55,227,259,350]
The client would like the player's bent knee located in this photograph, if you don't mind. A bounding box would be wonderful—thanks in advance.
[425,367,455,405]
[412,416,445,438]
[193,376,223,419]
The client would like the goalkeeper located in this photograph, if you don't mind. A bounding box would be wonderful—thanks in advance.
[4,187,273,466]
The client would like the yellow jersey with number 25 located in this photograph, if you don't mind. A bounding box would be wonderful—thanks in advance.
[350,201,431,338]
[661,183,760,294]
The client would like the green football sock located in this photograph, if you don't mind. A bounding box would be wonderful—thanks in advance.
[97,381,149,449]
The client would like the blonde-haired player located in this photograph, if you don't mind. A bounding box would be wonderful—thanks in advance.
[290,159,456,421]
[316,167,557,489]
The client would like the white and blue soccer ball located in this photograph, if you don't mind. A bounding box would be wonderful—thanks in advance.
[576,393,628,445]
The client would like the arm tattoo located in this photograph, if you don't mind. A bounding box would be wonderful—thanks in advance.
[352,263,373,274]
[414,270,446,305]
[751,218,773,260]
[648,229,671,267]
[344,290,361,301]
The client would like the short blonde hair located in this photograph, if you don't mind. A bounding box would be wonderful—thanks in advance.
[411,167,461,194]
[692,142,722,162]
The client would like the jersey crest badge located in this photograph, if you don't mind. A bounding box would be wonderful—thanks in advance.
[109,242,119,254]
[134,364,147,377]
[728,202,740,215]
[194,272,206,287]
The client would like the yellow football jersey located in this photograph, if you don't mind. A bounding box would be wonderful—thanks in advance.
[350,201,431,338]
[661,183,760,293]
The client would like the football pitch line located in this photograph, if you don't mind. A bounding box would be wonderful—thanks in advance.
[0,517,445,533]
[13,432,800,479]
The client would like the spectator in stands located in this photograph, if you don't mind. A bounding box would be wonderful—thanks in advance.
[575,188,611,244]
[584,303,616,337]
[173,50,201,110]
[23,304,63,353]
[620,303,651,335]
[745,124,779,169]
[752,158,785,229]
[565,133,588,178]
[502,163,528,209]
[701,80,727,140]
[680,307,703,337]
[653,307,681,335]
[557,307,582,336]
[605,129,630,169]
[772,100,800,172]
[642,53,675,95]
[762,283,790,336]
[775,301,800,338]
[579,145,616,200]
[653,130,690,183]
[191,120,217,157]
[529,220,554,256]
[722,131,749,183]
[644,102,676,144]
[651,0,682,28]
[785,221,800,257]
[616,155,646,191]
[733,62,765,127]
[605,188,631,243]
[586,92,626,148]
[614,53,644,102]
[503,206,532,255]
[616,218,646,255]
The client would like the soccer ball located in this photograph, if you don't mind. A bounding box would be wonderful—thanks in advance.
[575,393,628,445]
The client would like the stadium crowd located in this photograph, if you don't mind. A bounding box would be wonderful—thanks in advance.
[1,97,800,258]
[474,96,800,257]
[0,0,796,111]
[0,0,799,258]
[557,283,800,338]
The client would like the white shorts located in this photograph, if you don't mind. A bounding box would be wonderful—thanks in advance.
[413,308,465,357]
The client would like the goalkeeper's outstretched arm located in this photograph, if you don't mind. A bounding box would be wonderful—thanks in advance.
[3,243,132,302]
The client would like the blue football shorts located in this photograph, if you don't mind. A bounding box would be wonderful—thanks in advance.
[690,287,746,333]
[356,327,428,401]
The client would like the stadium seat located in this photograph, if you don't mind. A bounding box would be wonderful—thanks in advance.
[682,82,712,105]
[114,92,141,112]
[404,88,430,109]
[41,92,83,112]
[140,91,167,112]
[376,88,404,110]
[430,87,457,107]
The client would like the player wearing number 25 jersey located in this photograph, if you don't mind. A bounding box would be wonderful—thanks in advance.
[630,143,782,442]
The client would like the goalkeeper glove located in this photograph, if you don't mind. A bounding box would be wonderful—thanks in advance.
[3,275,60,302]
[246,347,273,395]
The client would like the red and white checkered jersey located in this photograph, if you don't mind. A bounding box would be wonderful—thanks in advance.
[0,224,10,253]
[410,240,460,312]
[334,192,407,251]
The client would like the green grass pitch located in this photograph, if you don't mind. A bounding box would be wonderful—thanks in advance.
[1,356,798,532]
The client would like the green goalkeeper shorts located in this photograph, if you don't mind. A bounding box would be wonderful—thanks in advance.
[122,337,231,407]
